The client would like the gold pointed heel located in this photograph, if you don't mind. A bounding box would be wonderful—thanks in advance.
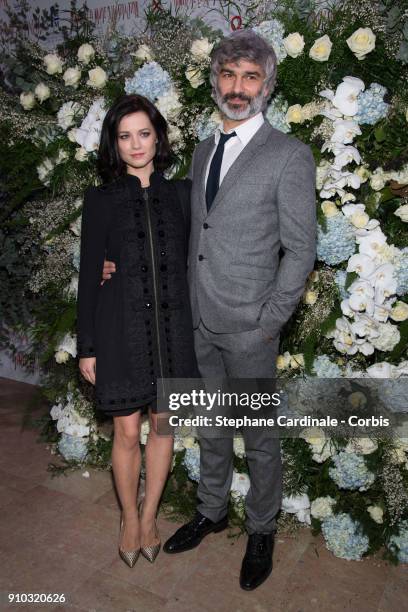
[139,499,161,563]
[119,517,140,568]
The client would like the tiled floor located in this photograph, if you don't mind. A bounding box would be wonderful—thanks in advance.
[0,377,407,612]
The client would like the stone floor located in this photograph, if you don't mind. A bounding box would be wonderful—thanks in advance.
[0,376,407,612]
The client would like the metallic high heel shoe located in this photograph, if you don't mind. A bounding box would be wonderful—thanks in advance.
[119,517,140,568]
[139,500,161,563]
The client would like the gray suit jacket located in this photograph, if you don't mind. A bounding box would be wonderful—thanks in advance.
[187,119,317,338]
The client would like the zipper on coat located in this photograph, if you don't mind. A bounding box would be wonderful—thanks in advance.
[144,188,165,396]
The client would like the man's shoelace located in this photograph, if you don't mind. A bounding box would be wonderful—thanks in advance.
[247,534,269,557]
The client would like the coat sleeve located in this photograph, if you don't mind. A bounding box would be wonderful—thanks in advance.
[258,143,317,338]
[76,186,109,358]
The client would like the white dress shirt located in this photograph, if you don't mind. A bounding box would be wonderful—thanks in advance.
[205,112,265,188]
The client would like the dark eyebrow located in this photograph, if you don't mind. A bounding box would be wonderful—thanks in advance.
[220,68,262,77]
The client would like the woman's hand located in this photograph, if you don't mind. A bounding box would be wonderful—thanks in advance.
[79,357,96,385]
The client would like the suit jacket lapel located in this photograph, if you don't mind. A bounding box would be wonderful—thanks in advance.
[208,121,273,216]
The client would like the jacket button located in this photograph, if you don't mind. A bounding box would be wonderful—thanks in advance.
[203,223,209,229]
[161,302,168,309]
[141,265,148,272]
[138,231,145,238]
[145,302,152,309]
[198,254,204,261]
[160,250,166,257]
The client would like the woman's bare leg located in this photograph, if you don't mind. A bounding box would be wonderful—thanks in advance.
[112,411,142,550]
[141,410,174,545]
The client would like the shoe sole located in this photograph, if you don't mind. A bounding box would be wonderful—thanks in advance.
[163,521,228,554]
[240,564,273,591]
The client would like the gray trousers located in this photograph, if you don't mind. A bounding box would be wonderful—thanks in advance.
[194,320,282,534]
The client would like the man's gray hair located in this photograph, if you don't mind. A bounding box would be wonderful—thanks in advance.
[210,29,278,96]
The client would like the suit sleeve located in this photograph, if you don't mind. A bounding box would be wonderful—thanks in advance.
[76,187,109,358]
[259,143,317,338]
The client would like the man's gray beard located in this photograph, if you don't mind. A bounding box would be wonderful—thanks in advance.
[213,86,265,121]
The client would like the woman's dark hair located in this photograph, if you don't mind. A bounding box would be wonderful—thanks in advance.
[97,94,173,183]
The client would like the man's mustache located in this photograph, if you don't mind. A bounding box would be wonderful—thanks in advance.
[223,92,251,103]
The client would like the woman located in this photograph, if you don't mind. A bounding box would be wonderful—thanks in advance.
[77,94,197,567]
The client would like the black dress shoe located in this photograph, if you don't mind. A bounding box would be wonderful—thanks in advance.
[163,511,228,554]
[239,533,274,591]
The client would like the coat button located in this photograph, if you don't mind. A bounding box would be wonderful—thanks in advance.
[160,251,166,257]
[138,231,145,238]
[145,302,152,309]
[161,302,168,309]
[158,230,165,237]
[203,223,209,229]
[141,265,148,272]
[160,264,167,272]
[198,254,204,261]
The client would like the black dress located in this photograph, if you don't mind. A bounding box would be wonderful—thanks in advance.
[76,171,198,416]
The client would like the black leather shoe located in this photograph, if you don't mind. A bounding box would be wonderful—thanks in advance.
[163,511,228,554]
[239,533,274,591]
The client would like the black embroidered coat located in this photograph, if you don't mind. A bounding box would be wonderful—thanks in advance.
[76,171,198,416]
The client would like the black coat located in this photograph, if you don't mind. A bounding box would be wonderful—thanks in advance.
[76,171,198,416]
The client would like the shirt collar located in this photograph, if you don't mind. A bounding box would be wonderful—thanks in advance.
[215,112,264,147]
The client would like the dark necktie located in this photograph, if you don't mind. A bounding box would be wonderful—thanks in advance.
[205,131,237,212]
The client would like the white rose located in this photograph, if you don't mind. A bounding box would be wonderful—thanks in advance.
[63,67,81,88]
[367,505,383,524]
[67,128,78,143]
[55,350,70,364]
[183,436,196,449]
[190,37,214,59]
[370,172,386,191]
[389,446,407,465]
[286,104,304,124]
[87,67,107,89]
[304,290,318,305]
[43,53,63,75]
[276,352,291,370]
[309,35,332,62]
[77,43,95,65]
[290,354,304,368]
[355,165,370,183]
[347,28,376,60]
[395,204,408,223]
[34,83,50,103]
[283,32,305,58]
[20,91,35,110]
[133,44,153,61]
[321,200,339,217]
[185,66,205,88]
[310,496,336,520]
[75,146,88,162]
[390,301,408,322]
[233,436,246,458]
[140,420,150,445]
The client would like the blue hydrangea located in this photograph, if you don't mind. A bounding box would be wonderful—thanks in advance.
[195,113,219,141]
[124,62,172,101]
[317,215,356,265]
[312,355,342,378]
[335,269,349,300]
[265,94,291,133]
[321,513,369,560]
[388,520,408,563]
[329,451,375,491]
[252,19,287,63]
[183,446,200,482]
[395,247,408,296]
[58,433,88,462]
[356,83,389,125]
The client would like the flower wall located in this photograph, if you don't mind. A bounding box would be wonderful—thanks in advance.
[1,0,408,563]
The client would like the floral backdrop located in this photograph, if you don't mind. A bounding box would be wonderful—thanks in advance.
[1,0,408,563]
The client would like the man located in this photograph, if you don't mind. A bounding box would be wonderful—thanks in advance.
[104,30,316,590]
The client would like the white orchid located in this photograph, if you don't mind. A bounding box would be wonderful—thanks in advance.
[355,227,387,260]
[331,119,362,144]
[347,253,376,278]
[281,494,311,525]
[75,98,107,152]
